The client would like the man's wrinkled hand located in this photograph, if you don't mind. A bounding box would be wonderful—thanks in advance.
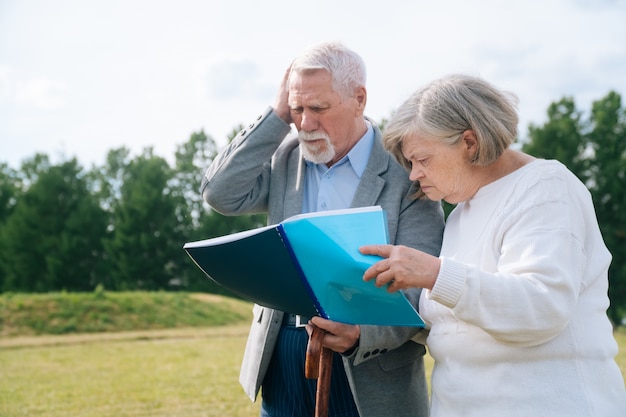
[306,316,360,354]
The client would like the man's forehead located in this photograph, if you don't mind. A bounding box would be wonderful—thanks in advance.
[288,87,337,106]
[289,69,333,88]
[287,92,330,107]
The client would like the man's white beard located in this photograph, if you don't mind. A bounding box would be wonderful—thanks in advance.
[298,130,336,164]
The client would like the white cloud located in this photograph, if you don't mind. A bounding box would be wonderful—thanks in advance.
[193,56,277,104]
[1,0,625,168]
[16,78,68,110]
[0,66,11,101]
[206,60,259,99]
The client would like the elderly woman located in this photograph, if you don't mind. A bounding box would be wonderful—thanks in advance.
[360,74,626,416]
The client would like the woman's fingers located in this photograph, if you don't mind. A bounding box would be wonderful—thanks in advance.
[361,244,393,283]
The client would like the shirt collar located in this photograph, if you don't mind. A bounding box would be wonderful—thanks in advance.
[305,121,374,178]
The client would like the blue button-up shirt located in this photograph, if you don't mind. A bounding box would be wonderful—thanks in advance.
[302,122,374,213]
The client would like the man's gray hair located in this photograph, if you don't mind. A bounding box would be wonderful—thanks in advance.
[290,41,366,99]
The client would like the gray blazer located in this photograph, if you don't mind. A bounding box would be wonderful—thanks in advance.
[202,107,444,417]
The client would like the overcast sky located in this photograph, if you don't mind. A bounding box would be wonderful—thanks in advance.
[1,0,625,169]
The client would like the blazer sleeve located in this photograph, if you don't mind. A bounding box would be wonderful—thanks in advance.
[201,107,292,215]
[348,144,444,365]
[352,195,444,364]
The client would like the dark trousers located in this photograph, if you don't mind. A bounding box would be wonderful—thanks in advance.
[260,326,359,417]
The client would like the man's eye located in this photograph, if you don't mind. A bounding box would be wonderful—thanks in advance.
[291,108,303,115]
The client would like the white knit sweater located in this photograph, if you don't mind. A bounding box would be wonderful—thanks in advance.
[421,159,626,416]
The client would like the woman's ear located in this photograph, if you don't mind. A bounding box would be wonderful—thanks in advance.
[462,130,479,162]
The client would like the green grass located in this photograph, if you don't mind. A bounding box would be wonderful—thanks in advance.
[0,325,261,417]
[0,290,250,336]
[0,292,624,416]
[0,291,259,416]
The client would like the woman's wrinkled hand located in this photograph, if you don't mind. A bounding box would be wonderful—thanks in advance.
[360,244,440,292]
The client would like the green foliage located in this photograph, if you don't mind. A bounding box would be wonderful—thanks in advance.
[0,291,251,337]
[522,91,626,323]
[525,97,587,177]
[0,162,20,224]
[0,163,21,290]
[173,130,217,235]
[0,130,268,293]
[0,157,108,292]
[1,96,624,321]
[103,148,183,290]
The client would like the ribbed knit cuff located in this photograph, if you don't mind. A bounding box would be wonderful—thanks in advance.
[429,257,466,308]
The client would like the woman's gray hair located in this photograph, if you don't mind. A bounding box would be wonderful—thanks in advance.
[290,41,366,99]
[384,74,519,172]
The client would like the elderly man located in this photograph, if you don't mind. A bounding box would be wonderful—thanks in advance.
[201,41,444,417]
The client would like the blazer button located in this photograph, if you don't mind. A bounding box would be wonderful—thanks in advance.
[380,349,388,354]
[363,352,371,358]
[239,129,246,136]
[257,114,263,120]
[372,349,380,356]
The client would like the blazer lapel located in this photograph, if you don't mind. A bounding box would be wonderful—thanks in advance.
[351,127,388,208]
[283,148,306,219]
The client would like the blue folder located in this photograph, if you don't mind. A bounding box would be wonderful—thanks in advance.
[183,206,424,326]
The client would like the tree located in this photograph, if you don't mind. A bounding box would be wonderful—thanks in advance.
[523,91,626,324]
[172,128,266,292]
[170,130,219,289]
[525,98,588,179]
[585,92,626,324]
[172,130,218,239]
[103,148,181,290]
[0,163,20,224]
[0,163,21,289]
[0,156,107,291]
[198,125,267,238]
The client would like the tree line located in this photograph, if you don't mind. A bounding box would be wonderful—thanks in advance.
[0,126,265,296]
[1,91,625,324]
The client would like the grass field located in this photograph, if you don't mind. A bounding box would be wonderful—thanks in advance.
[0,291,250,337]
[0,325,262,417]
[0,292,625,416]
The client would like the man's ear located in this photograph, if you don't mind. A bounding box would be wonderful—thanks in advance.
[354,86,367,116]
[462,130,479,161]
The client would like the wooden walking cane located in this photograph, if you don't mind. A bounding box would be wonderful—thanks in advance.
[305,325,333,417]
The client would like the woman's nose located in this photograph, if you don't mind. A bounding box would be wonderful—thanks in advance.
[409,166,423,182]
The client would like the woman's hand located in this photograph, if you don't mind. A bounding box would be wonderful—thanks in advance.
[360,244,441,292]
